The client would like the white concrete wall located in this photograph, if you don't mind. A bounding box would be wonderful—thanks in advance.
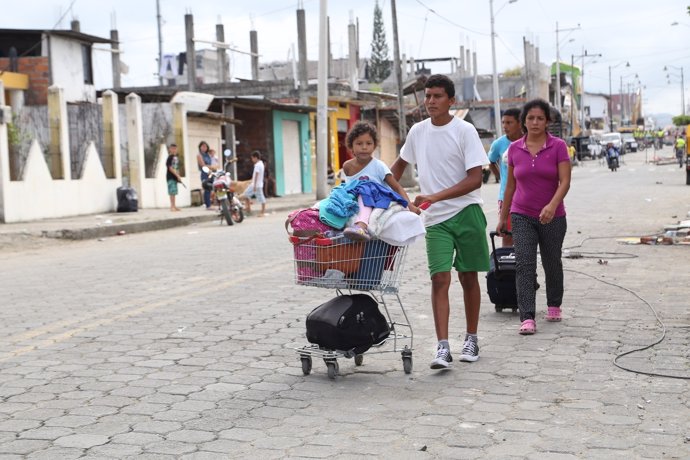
[49,35,97,103]
[0,140,119,222]
[0,88,207,222]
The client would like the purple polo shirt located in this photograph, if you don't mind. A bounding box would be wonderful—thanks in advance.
[507,133,570,219]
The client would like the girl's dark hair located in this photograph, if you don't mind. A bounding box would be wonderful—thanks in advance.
[425,74,455,98]
[198,141,210,152]
[251,150,261,159]
[346,121,378,149]
[520,98,552,129]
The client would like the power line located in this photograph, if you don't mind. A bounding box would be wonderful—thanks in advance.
[413,0,489,36]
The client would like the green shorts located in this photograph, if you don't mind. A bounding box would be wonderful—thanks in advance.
[425,204,490,276]
[167,179,178,196]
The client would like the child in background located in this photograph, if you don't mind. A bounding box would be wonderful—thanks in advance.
[341,121,417,241]
[165,143,182,212]
[241,151,267,217]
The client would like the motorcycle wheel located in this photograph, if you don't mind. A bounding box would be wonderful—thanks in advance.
[220,200,233,226]
[231,206,244,223]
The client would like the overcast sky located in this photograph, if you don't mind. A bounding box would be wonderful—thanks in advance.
[3,0,689,115]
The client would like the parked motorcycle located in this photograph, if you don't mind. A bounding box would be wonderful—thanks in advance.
[202,151,244,225]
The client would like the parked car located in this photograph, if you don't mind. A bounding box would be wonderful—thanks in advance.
[570,136,598,161]
[600,132,625,154]
[621,133,638,152]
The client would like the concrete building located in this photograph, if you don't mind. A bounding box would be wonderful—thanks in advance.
[0,24,112,107]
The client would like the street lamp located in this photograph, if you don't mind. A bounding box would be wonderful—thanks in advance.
[608,61,630,131]
[664,65,685,115]
[489,0,518,137]
[554,22,580,112]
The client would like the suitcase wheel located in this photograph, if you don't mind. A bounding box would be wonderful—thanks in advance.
[325,359,339,379]
[402,347,412,374]
[300,356,312,375]
[354,354,364,366]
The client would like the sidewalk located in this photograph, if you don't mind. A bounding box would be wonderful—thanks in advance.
[0,193,318,241]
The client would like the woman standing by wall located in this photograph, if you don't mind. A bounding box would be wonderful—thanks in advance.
[196,141,217,209]
[496,99,572,335]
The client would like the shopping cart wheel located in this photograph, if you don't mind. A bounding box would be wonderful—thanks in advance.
[401,348,413,374]
[300,356,312,375]
[354,354,364,366]
[325,360,339,380]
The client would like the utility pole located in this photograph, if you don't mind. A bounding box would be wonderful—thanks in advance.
[156,0,163,86]
[391,0,405,142]
[216,19,227,83]
[316,0,328,200]
[110,25,121,89]
[608,65,613,132]
[296,4,309,105]
[555,22,560,111]
[554,22,579,113]
[184,13,196,91]
[490,0,500,137]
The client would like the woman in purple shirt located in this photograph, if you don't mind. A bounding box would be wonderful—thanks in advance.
[496,99,572,335]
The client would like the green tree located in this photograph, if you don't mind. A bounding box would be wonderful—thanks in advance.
[369,1,391,83]
[672,114,690,126]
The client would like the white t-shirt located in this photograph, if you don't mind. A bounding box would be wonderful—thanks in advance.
[400,117,488,227]
[252,160,265,188]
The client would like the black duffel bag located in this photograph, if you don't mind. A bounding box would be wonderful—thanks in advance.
[306,294,390,354]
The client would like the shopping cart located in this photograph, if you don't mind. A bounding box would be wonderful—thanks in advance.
[289,234,413,379]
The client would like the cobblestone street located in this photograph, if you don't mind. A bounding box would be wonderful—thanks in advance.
[0,151,688,458]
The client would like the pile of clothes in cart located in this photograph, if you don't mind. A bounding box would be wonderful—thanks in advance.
[287,179,426,289]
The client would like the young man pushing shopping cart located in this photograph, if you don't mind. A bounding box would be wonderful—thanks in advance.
[391,74,490,369]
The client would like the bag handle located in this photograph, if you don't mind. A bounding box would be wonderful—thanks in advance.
[285,208,323,238]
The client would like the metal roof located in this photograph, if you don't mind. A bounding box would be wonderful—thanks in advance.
[0,29,113,44]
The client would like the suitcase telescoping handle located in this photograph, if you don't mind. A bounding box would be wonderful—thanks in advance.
[489,230,512,273]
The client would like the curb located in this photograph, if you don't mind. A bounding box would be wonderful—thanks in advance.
[40,214,220,240]
[17,201,315,241]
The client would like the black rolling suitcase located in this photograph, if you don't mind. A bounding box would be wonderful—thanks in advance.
[306,294,390,354]
[486,231,517,312]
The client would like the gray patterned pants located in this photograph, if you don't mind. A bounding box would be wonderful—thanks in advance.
[510,213,567,321]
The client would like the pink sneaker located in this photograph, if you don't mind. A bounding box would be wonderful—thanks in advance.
[545,306,562,322]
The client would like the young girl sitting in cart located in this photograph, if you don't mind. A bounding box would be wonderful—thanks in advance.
[340,121,419,241]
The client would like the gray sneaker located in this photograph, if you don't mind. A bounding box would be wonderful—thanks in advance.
[430,346,452,369]
[459,338,479,362]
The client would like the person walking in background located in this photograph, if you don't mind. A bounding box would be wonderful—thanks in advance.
[165,143,182,212]
[496,98,571,335]
[241,151,267,217]
[391,74,490,369]
[675,134,686,168]
[488,107,523,247]
[196,141,217,210]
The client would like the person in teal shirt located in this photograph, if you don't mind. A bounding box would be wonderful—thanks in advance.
[488,108,523,247]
